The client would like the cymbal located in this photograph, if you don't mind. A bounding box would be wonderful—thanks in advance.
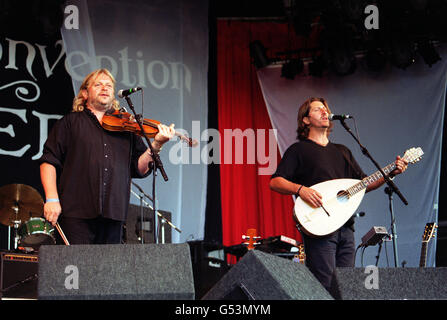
[0,184,44,226]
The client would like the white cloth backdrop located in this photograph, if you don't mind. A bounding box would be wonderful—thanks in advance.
[61,0,208,243]
[258,47,447,267]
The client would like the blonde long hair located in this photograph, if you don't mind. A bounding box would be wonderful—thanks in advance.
[72,69,120,112]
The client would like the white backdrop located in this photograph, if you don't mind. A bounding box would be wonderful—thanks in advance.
[258,47,447,267]
[61,0,209,243]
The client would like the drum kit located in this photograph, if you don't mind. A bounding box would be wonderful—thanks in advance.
[0,184,55,252]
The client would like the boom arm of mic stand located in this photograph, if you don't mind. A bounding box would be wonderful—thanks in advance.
[132,181,153,201]
[130,188,182,233]
[339,119,408,206]
[124,96,168,181]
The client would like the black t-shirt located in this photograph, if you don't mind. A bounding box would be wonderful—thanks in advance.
[39,108,150,222]
[272,139,366,185]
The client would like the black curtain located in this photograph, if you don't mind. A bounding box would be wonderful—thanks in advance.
[0,2,73,249]
[203,0,222,245]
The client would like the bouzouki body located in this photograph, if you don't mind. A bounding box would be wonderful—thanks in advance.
[293,147,424,237]
[294,178,365,237]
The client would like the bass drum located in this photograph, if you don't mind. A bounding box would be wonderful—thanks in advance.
[18,217,55,249]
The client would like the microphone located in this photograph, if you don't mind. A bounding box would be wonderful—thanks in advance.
[329,113,353,121]
[118,87,142,98]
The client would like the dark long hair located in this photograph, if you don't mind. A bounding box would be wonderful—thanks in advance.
[296,97,333,140]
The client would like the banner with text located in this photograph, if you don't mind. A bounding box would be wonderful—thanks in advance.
[0,0,208,245]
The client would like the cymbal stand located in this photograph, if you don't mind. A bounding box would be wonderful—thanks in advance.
[12,205,20,250]
[7,225,11,251]
[12,220,21,250]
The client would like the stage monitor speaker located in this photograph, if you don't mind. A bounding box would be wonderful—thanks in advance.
[1,252,38,299]
[331,267,447,300]
[126,204,172,244]
[38,243,194,300]
[202,250,333,300]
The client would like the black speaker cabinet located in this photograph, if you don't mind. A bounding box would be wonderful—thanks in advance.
[1,251,38,299]
[37,243,195,300]
[126,204,172,244]
[202,250,333,300]
[331,267,447,300]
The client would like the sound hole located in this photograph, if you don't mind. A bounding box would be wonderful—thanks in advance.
[336,190,350,203]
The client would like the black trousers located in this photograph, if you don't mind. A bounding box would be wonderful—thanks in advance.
[56,216,124,245]
[302,225,355,297]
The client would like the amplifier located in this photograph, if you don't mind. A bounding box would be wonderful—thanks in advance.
[0,251,38,299]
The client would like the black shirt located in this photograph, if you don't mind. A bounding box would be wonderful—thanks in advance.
[272,139,366,185]
[39,108,150,222]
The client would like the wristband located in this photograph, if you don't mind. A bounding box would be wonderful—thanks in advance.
[296,185,304,197]
[46,198,59,203]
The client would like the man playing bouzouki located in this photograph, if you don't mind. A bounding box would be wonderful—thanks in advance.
[270,97,408,296]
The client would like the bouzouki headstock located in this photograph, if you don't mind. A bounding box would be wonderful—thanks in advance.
[402,147,424,164]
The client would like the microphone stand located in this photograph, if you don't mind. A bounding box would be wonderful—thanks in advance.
[138,185,144,244]
[338,119,407,268]
[123,95,168,244]
[385,186,399,267]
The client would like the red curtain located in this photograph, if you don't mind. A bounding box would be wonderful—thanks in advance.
[217,21,305,261]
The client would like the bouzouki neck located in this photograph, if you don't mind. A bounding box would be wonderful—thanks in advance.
[347,147,424,197]
[346,162,396,196]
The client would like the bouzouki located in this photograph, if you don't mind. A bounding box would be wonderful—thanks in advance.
[419,222,437,267]
[294,147,424,237]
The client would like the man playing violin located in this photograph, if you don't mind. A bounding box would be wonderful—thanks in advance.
[39,68,175,244]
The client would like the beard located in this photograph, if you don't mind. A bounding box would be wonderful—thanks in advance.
[90,96,113,112]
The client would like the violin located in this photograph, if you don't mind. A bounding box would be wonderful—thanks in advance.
[101,110,197,147]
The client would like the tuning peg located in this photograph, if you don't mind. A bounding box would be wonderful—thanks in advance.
[242,235,261,239]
